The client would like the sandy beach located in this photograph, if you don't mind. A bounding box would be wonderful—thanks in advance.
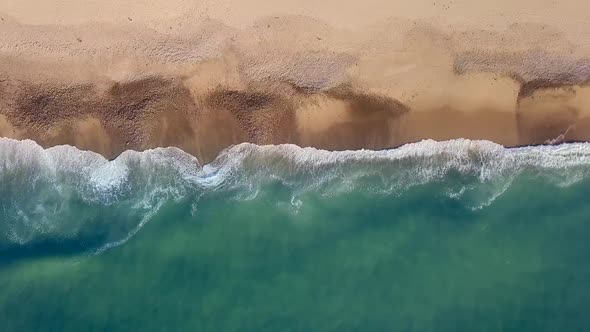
[1,0,590,162]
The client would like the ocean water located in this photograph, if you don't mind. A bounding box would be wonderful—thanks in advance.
[1,137,590,331]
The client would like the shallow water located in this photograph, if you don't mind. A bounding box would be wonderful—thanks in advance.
[1,138,590,331]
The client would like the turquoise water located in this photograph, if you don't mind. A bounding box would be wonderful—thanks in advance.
[1,138,590,331]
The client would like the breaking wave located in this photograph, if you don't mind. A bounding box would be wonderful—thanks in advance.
[2,137,590,253]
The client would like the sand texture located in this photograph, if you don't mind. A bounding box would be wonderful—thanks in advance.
[1,0,590,162]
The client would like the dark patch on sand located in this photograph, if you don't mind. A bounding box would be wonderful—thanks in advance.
[454,49,590,99]
[204,88,296,143]
[205,89,276,112]
[326,85,410,117]
[454,50,590,82]
[297,85,411,150]
[106,77,198,122]
[12,83,97,127]
[517,77,580,99]
[3,76,199,158]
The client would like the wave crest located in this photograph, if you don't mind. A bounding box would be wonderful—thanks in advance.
[208,139,590,197]
[0,139,199,248]
[2,138,590,251]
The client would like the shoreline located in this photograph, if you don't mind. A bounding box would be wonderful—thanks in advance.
[3,135,590,165]
[1,68,588,164]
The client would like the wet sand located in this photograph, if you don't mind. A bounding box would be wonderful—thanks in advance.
[1,0,590,163]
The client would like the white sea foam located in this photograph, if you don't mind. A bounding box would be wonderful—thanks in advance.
[0,138,201,247]
[206,139,590,197]
[3,137,590,250]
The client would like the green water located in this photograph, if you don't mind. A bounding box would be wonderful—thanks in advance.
[1,139,590,331]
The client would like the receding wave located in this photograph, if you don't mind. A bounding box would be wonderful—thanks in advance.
[2,137,590,253]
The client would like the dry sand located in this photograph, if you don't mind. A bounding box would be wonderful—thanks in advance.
[1,0,590,162]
